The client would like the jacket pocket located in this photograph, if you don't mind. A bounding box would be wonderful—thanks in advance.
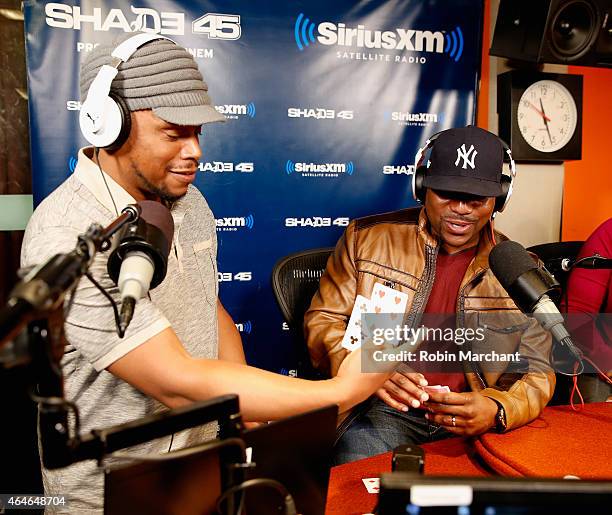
[471,311,531,373]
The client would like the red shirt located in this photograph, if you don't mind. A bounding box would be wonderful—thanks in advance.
[562,218,612,372]
[419,246,478,392]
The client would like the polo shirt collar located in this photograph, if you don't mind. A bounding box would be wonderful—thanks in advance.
[73,147,136,215]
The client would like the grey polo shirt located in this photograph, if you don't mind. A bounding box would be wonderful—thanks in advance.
[21,147,219,512]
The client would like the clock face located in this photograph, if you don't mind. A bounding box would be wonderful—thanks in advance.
[517,80,578,153]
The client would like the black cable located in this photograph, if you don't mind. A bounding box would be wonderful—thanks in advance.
[95,147,120,217]
[216,478,296,515]
[84,272,125,338]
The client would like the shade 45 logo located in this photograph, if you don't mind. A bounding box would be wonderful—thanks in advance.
[383,164,416,175]
[45,4,241,38]
[287,107,354,120]
[218,271,252,282]
[198,162,254,173]
[215,215,254,232]
[285,217,349,228]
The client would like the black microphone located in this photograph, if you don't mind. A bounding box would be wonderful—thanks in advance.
[108,201,174,335]
[489,240,582,362]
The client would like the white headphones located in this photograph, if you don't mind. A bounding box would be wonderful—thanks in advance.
[411,129,517,216]
[79,33,175,150]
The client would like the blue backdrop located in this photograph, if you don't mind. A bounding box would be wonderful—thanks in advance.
[24,0,484,374]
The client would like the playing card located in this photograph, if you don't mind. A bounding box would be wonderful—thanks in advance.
[341,294,373,351]
[371,283,408,317]
[362,477,380,494]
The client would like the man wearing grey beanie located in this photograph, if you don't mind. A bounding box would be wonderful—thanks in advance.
[21,35,394,512]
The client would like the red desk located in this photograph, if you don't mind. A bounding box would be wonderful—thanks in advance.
[325,403,612,515]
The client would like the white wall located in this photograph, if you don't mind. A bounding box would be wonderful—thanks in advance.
[486,0,566,247]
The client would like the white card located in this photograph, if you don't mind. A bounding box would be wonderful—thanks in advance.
[362,477,380,494]
[371,283,408,316]
[341,294,373,351]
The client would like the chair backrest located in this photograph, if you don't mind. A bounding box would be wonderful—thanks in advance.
[526,241,585,291]
[271,248,334,379]
[271,247,334,329]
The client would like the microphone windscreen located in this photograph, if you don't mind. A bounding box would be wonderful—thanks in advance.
[137,200,174,245]
[489,240,538,288]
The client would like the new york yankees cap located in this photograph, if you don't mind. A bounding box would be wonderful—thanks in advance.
[422,126,504,197]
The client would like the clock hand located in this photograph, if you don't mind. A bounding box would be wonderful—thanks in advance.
[527,101,551,122]
[539,98,553,145]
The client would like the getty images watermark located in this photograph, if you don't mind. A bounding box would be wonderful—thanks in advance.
[359,313,611,374]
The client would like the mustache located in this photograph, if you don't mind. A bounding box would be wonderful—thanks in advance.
[169,159,198,173]
[443,215,478,224]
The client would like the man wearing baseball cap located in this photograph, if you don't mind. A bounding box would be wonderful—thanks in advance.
[306,126,555,464]
[21,35,393,511]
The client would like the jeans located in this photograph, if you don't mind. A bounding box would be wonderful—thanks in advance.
[333,397,453,465]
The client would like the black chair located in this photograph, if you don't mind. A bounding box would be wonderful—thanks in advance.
[526,241,585,292]
[271,248,334,378]
[526,241,585,405]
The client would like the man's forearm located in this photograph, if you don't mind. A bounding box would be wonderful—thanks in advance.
[165,358,350,421]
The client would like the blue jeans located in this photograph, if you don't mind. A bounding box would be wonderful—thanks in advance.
[333,398,453,465]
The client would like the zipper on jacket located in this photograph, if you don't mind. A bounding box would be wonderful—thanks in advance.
[457,269,488,389]
[403,243,439,330]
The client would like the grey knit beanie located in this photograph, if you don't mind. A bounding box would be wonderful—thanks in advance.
[80,36,225,126]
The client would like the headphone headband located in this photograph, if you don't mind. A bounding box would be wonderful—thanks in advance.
[79,34,175,150]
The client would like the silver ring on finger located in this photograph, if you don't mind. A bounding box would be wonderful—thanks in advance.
[451,415,456,427]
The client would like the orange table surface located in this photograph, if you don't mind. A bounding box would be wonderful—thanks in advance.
[325,403,612,514]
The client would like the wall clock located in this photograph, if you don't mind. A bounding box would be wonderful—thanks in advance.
[497,71,583,161]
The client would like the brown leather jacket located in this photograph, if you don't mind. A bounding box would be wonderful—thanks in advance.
[304,208,555,431]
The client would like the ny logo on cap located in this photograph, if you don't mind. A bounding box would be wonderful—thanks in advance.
[455,144,478,170]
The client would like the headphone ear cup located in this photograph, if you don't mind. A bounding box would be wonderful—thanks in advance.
[495,174,512,213]
[412,166,427,203]
[79,94,125,149]
[104,93,131,153]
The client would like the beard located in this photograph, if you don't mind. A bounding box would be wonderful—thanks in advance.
[134,169,186,203]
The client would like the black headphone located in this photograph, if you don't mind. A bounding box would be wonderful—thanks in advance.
[79,33,174,152]
[411,128,517,217]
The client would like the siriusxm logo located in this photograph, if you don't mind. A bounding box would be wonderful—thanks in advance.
[198,162,254,173]
[215,215,254,231]
[294,13,464,62]
[385,111,443,127]
[235,320,253,334]
[218,271,252,282]
[280,368,298,377]
[285,217,349,228]
[287,107,353,120]
[383,164,416,175]
[285,160,354,177]
[45,4,241,38]
[215,102,256,119]
[68,155,77,173]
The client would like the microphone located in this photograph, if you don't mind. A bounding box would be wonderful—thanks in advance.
[488,240,583,363]
[561,254,612,272]
[108,201,174,335]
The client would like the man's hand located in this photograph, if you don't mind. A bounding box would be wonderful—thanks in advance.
[376,370,429,412]
[423,391,498,436]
